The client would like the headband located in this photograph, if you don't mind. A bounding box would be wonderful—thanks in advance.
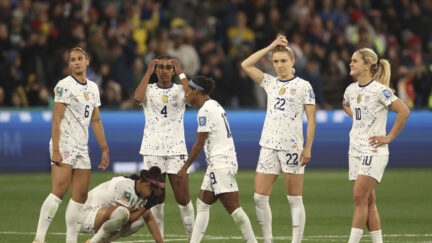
[189,80,205,91]
[143,176,165,188]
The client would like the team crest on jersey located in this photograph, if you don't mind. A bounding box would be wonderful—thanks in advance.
[383,89,393,99]
[290,88,296,95]
[199,116,206,126]
[55,87,64,97]
[83,92,89,101]
[279,88,286,95]
[122,191,132,202]
[161,95,168,103]
[357,94,362,103]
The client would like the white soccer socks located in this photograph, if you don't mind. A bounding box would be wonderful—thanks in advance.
[90,206,130,243]
[178,201,195,240]
[348,228,363,243]
[151,202,165,237]
[106,215,146,241]
[287,195,306,243]
[65,199,83,243]
[231,207,258,243]
[369,230,383,243]
[34,193,62,243]
[254,193,273,243]
[190,198,211,243]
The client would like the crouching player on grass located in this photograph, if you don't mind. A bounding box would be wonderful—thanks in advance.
[79,166,165,243]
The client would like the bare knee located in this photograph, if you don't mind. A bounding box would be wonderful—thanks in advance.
[224,203,240,214]
[353,192,368,207]
[51,183,70,199]
[175,195,190,206]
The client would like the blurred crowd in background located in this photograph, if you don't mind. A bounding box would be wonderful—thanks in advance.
[0,0,431,110]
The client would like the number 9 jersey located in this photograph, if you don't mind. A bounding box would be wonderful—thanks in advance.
[343,80,398,156]
[140,83,187,156]
[51,75,101,147]
[259,73,315,151]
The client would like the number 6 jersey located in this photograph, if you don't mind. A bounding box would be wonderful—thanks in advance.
[343,80,398,156]
[140,83,187,156]
[51,75,101,147]
[259,73,315,151]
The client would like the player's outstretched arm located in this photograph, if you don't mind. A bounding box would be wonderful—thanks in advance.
[369,99,410,147]
[91,107,110,170]
[241,35,288,84]
[301,104,316,166]
[177,132,208,180]
[51,102,67,165]
[134,59,159,104]
[143,210,164,243]
[169,58,189,91]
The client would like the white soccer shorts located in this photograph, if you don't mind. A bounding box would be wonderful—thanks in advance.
[349,155,389,183]
[256,147,305,175]
[143,155,188,174]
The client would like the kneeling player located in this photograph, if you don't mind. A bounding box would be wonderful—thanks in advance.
[79,166,164,243]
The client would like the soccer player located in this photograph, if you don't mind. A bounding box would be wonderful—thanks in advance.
[80,166,164,243]
[33,47,110,243]
[343,48,410,243]
[177,76,257,243]
[241,35,316,243]
[134,56,194,239]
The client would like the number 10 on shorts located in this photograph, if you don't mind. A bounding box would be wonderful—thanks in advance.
[362,156,372,166]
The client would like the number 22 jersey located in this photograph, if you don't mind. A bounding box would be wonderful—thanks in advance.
[259,73,315,151]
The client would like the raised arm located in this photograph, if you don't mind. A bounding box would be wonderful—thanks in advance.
[241,35,288,84]
[91,107,110,170]
[169,58,189,91]
[134,59,159,104]
[177,132,208,179]
[51,102,67,165]
[369,99,410,147]
[300,104,316,166]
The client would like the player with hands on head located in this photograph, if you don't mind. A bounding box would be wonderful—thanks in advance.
[80,166,165,243]
[33,47,109,243]
[177,76,258,243]
[241,35,316,243]
[343,48,410,243]
[133,56,194,240]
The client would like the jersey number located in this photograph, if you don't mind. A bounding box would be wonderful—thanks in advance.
[84,105,90,118]
[161,106,167,117]
[221,113,232,138]
[274,98,285,111]
[362,156,372,166]
[209,172,217,185]
[286,153,299,165]
[355,108,361,120]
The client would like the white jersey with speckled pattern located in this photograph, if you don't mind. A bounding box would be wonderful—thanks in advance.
[259,73,315,150]
[84,176,147,211]
[197,99,237,169]
[50,75,101,147]
[140,83,187,156]
[343,80,398,156]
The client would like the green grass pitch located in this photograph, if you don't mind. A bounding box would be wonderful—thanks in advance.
[0,168,431,242]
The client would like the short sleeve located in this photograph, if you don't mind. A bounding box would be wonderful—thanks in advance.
[54,81,71,104]
[197,108,211,133]
[260,73,274,92]
[378,88,397,107]
[343,87,350,106]
[303,82,315,105]
[93,84,101,107]
[113,181,134,208]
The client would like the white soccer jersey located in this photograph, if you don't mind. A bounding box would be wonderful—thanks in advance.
[343,80,398,156]
[85,176,147,211]
[259,73,315,150]
[197,99,237,169]
[140,83,187,156]
[50,75,100,147]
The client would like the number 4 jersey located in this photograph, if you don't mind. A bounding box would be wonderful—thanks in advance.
[140,83,187,156]
[51,75,101,147]
[260,73,315,151]
[343,80,398,156]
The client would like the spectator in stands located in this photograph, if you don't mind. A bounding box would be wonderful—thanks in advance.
[168,27,201,76]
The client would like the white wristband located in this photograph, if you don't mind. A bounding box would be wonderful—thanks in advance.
[179,73,186,80]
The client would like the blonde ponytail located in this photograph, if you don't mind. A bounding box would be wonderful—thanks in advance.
[356,48,392,89]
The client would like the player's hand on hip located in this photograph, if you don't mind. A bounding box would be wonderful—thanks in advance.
[300,148,311,166]
[146,59,160,75]
[98,150,110,170]
[169,58,183,75]
[51,150,63,165]
[369,135,391,148]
